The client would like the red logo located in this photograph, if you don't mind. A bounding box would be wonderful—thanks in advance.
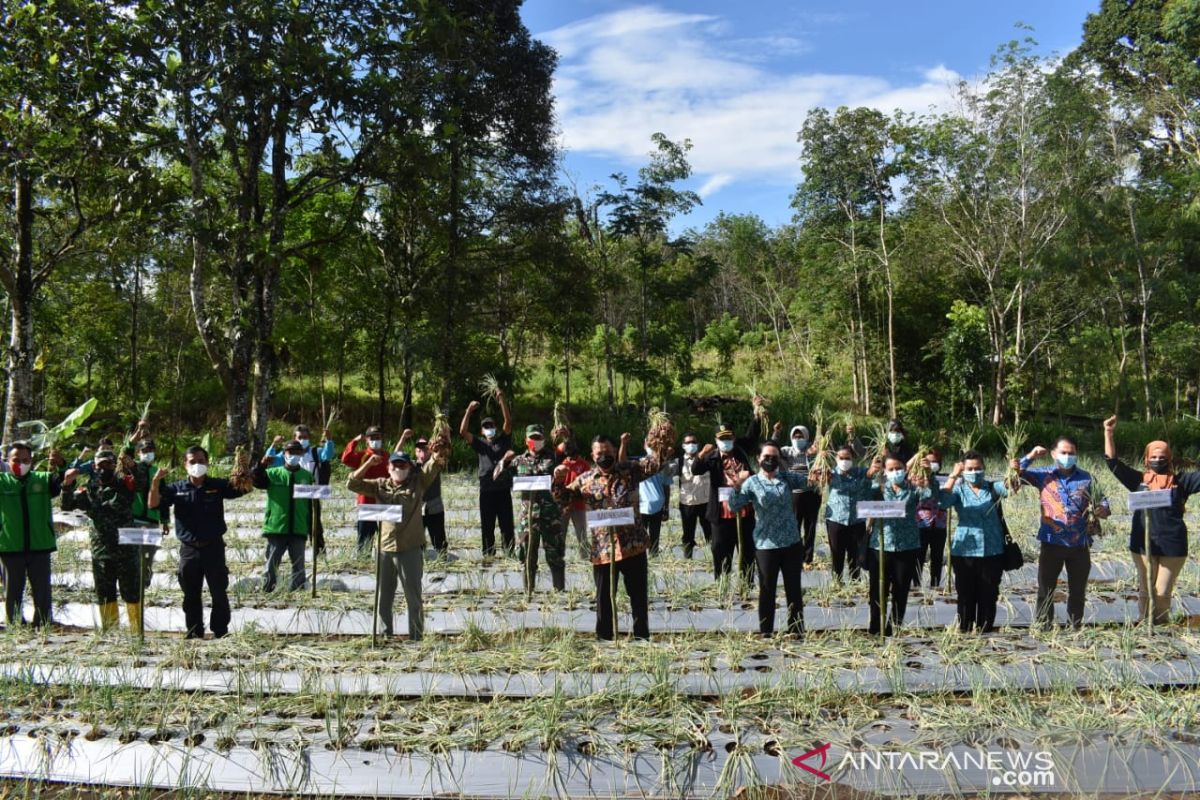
[792,742,832,780]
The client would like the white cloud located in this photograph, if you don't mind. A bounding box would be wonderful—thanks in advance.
[539,5,961,193]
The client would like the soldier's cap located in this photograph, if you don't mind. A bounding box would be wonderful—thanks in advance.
[525,424,545,438]
[481,417,497,427]
[716,426,734,438]
[364,425,382,437]
[284,439,306,453]
[137,439,155,451]
[389,451,412,465]
[93,450,118,464]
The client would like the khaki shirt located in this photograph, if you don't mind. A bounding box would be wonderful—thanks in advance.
[347,461,443,553]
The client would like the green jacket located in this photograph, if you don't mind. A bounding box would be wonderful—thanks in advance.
[0,471,60,554]
[252,464,313,536]
[130,462,161,523]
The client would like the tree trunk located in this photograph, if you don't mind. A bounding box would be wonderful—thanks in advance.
[130,257,141,410]
[400,344,414,431]
[439,142,462,409]
[2,169,35,443]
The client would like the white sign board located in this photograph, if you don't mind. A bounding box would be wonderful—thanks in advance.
[118,528,163,547]
[857,500,907,519]
[718,487,734,503]
[512,475,552,492]
[357,504,405,523]
[1127,489,1173,511]
[586,507,636,529]
[293,484,332,500]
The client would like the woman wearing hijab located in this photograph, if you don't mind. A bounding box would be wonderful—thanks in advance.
[1103,415,1200,624]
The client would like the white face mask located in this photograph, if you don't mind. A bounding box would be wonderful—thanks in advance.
[836,459,853,473]
[391,468,410,483]
[482,427,497,439]
[928,461,940,473]
[187,463,208,478]
[717,439,734,453]
[284,454,303,468]
[529,439,545,452]
[140,452,156,464]
[887,468,906,484]
[298,438,311,449]
[683,443,699,455]
[368,439,383,450]
[10,462,30,477]
[887,432,904,445]
[792,438,807,451]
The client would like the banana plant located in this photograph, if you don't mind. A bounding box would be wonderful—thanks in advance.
[16,397,99,453]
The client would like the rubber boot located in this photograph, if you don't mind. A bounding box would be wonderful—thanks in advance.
[550,566,566,592]
[99,601,120,631]
[126,601,143,633]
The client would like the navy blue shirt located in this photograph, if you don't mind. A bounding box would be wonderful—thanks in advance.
[156,478,249,544]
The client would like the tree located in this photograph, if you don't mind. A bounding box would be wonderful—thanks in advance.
[0,0,155,441]
[700,313,740,377]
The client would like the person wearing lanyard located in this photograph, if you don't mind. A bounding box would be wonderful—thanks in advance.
[777,423,820,565]
[252,439,315,593]
[676,432,712,560]
[1103,415,1200,624]
[149,445,251,639]
[1019,437,1111,629]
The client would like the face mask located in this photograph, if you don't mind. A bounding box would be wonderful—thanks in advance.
[368,439,383,450]
[717,439,734,453]
[792,438,807,451]
[284,454,303,468]
[391,468,410,482]
[887,432,904,445]
[1148,458,1169,474]
[10,461,30,477]
[928,461,940,473]
[1055,453,1077,469]
[683,443,699,455]
[298,439,311,449]
[837,458,853,473]
[140,452,155,464]
[595,453,615,470]
[187,463,208,478]
[887,468,906,484]
[760,456,780,472]
[482,427,497,439]
[963,470,984,485]
[527,438,545,452]
[97,466,116,482]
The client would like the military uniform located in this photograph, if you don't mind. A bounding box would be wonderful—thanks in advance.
[62,473,142,629]
[503,450,566,591]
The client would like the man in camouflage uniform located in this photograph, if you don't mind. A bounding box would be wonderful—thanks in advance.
[498,424,566,592]
[62,450,142,632]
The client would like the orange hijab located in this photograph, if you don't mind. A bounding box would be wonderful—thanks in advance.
[1141,440,1176,490]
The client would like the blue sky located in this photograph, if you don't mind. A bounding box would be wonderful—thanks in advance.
[521,0,1101,232]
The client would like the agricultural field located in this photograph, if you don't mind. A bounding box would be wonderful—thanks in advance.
[3,457,1200,798]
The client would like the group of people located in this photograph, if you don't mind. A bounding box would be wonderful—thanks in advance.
[0,400,1192,643]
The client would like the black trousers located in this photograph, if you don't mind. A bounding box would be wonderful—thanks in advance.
[593,552,650,640]
[826,520,866,581]
[712,515,756,585]
[356,520,378,554]
[480,490,515,555]
[865,547,919,635]
[951,554,1004,632]
[1037,543,1091,628]
[643,509,665,556]
[178,540,231,639]
[916,526,948,587]
[793,492,821,563]
[756,543,805,635]
[679,503,712,558]
[1,552,52,627]
[424,511,447,554]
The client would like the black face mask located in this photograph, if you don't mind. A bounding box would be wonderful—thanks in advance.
[760,456,780,472]
[1148,458,1169,474]
[595,453,615,470]
[97,467,116,482]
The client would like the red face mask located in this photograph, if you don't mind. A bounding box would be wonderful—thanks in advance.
[527,438,545,453]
